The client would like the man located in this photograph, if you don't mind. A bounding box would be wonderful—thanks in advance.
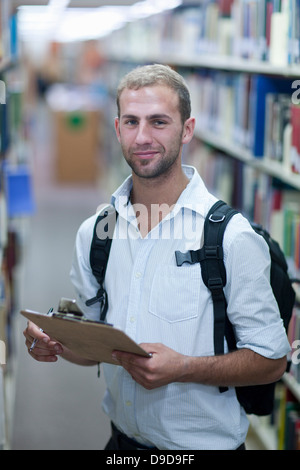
[24,64,290,450]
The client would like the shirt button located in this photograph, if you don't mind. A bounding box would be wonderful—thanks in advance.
[135,271,142,278]
[125,400,132,406]
[130,316,136,323]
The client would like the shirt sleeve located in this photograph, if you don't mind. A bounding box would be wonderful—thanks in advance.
[70,214,101,321]
[223,214,291,359]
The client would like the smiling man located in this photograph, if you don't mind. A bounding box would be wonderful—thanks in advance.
[24,64,290,450]
[116,86,190,178]
[114,67,195,237]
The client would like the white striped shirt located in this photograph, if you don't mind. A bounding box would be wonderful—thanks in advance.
[70,165,290,450]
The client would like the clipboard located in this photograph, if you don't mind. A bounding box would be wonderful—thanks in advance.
[20,299,151,365]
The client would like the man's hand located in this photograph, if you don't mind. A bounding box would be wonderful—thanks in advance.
[112,343,287,390]
[24,321,98,366]
[23,320,63,362]
[112,343,188,390]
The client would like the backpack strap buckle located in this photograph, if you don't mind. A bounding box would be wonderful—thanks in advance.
[208,214,226,223]
[207,277,224,291]
[204,246,223,260]
[85,286,107,307]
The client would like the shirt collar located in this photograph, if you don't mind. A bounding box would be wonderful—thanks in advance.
[111,165,212,219]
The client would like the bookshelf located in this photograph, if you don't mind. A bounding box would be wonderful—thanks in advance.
[0,0,33,449]
[99,0,300,450]
[109,52,300,77]
[194,127,300,190]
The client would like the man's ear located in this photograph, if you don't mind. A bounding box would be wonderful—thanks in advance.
[182,117,196,145]
[115,117,121,143]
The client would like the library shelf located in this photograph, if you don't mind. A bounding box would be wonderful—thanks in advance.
[106,52,300,191]
[194,127,300,191]
[108,51,300,78]
[282,373,300,403]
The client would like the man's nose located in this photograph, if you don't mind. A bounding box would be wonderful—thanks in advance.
[135,122,153,145]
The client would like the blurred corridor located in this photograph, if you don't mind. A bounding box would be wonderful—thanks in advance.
[11,102,111,450]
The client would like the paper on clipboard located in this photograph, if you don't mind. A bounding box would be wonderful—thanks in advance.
[20,302,151,365]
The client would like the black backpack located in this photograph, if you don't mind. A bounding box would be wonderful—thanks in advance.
[86,200,298,416]
[176,200,297,415]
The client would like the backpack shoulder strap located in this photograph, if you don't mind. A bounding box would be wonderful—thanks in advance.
[175,200,238,360]
[201,200,238,290]
[85,204,117,321]
[200,200,238,359]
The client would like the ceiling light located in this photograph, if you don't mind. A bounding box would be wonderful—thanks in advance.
[55,7,130,42]
[18,0,182,43]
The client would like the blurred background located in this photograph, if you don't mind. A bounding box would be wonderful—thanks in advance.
[0,0,300,450]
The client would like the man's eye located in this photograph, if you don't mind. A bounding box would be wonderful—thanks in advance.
[125,120,137,126]
[153,120,166,126]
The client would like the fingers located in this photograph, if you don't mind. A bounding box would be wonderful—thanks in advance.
[23,321,63,363]
[112,350,152,369]
[24,321,47,345]
[111,343,158,365]
[26,337,63,362]
[115,354,157,390]
[112,348,156,387]
[112,343,186,390]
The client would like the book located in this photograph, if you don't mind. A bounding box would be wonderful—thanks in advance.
[277,386,300,449]
[249,75,294,157]
[291,104,300,174]
[0,368,6,447]
[3,163,35,217]
[269,11,289,66]
[0,95,9,154]
[0,191,7,251]
[282,202,300,258]
[264,93,291,163]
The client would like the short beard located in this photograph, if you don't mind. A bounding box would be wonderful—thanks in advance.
[121,130,184,180]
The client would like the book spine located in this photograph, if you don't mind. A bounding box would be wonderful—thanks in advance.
[291,105,300,174]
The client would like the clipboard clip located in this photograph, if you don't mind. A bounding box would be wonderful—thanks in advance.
[57,298,83,316]
[53,312,82,321]
[55,297,113,326]
[52,312,113,326]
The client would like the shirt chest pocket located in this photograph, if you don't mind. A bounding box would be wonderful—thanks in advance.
[149,265,202,323]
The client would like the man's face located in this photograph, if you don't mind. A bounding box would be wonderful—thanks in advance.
[115,85,188,179]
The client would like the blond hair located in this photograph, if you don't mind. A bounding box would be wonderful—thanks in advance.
[117,64,191,124]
